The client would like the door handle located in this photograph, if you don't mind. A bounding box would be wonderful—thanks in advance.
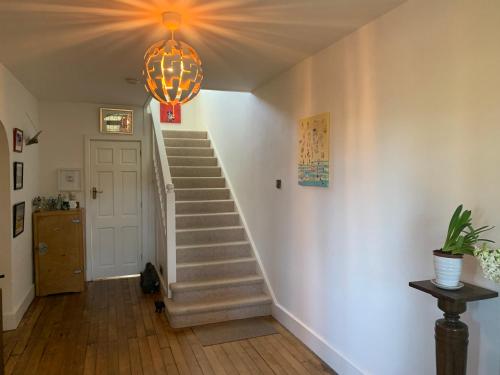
[92,187,103,199]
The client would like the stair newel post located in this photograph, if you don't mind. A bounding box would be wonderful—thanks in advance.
[166,182,177,296]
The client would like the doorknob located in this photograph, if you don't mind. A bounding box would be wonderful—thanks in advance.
[92,187,103,199]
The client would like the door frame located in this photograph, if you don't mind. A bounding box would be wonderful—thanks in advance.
[84,135,146,281]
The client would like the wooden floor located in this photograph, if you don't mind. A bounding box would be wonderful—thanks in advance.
[2,277,336,375]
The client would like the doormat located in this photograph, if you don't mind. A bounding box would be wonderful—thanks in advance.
[193,317,277,346]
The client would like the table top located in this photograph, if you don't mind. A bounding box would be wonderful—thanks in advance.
[409,280,498,303]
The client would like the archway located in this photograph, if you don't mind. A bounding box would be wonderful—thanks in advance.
[0,120,11,334]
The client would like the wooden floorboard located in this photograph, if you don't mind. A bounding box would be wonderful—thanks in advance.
[2,277,337,375]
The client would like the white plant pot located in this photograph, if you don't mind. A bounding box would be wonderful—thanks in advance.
[433,250,463,287]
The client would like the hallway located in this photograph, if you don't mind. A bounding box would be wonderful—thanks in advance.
[2,278,334,374]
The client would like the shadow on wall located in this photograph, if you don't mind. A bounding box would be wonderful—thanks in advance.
[0,120,11,322]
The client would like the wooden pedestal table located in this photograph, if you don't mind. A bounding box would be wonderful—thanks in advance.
[409,280,498,375]
[1,273,4,375]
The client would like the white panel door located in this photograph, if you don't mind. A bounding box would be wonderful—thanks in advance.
[90,140,142,279]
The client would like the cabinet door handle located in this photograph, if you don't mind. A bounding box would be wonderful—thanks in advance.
[73,270,82,274]
[39,242,49,255]
[72,219,81,224]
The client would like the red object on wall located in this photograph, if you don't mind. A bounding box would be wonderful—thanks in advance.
[160,103,182,124]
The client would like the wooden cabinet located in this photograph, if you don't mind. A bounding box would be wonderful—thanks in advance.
[33,209,85,296]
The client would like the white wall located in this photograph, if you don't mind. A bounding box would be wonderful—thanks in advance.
[0,63,40,330]
[194,1,500,374]
[0,120,12,330]
[38,102,155,279]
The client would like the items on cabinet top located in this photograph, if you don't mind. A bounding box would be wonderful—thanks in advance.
[32,193,80,212]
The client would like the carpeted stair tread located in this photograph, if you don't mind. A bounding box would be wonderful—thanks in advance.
[177,240,250,250]
[163,130,207,139]
[176,199,234,203]
[176,211,239,218]
[166,147,214,157]
[177,256,255,269]
[166,294,272,316]
[176,225,244,233]
[171,275,264,292]
[175,188,229,191]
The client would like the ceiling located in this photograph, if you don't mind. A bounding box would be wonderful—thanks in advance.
[0,0,405,106]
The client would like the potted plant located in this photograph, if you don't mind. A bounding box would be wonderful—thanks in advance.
[434,205,494,288]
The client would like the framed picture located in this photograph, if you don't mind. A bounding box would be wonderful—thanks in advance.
[160,103,181,123]
[298,112,330,188]
[13,128,23,152]
[58,168,82,192]
[13,162,23,190]
[13,202,25,238]
[100,108,133,134]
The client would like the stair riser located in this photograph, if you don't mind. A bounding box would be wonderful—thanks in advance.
[172,178,225,188]
[177,260,256,281]
[176,228,245,245]
[165,139,210,148]
[175,189,230,201]
[167,303,272,328]
[170,167,222,178]
[176,213,239,229]
[166,148,214,157]
[172,283,264,303]
[176,201,234,214]
[163,130,207,139]
[177,243,252,262]
[168,157,218,166]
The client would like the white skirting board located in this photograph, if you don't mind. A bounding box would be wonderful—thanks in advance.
[272,303,366,375]
[2,284,35,331]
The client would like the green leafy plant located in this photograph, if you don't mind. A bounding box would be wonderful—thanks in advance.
[441,205,494,255]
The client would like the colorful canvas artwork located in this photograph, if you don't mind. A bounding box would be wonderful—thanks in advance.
[160,103,181,123]
[298,113,330,187]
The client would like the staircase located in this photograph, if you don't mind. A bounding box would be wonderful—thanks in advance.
[163,130,272,328]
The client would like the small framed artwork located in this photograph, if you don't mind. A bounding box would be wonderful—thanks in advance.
[13,162,23,190]
[100,108,133,135]
[13,202,25,238]
[160,103,181,124]
[13,128,23,152]
[58,168,82,192]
